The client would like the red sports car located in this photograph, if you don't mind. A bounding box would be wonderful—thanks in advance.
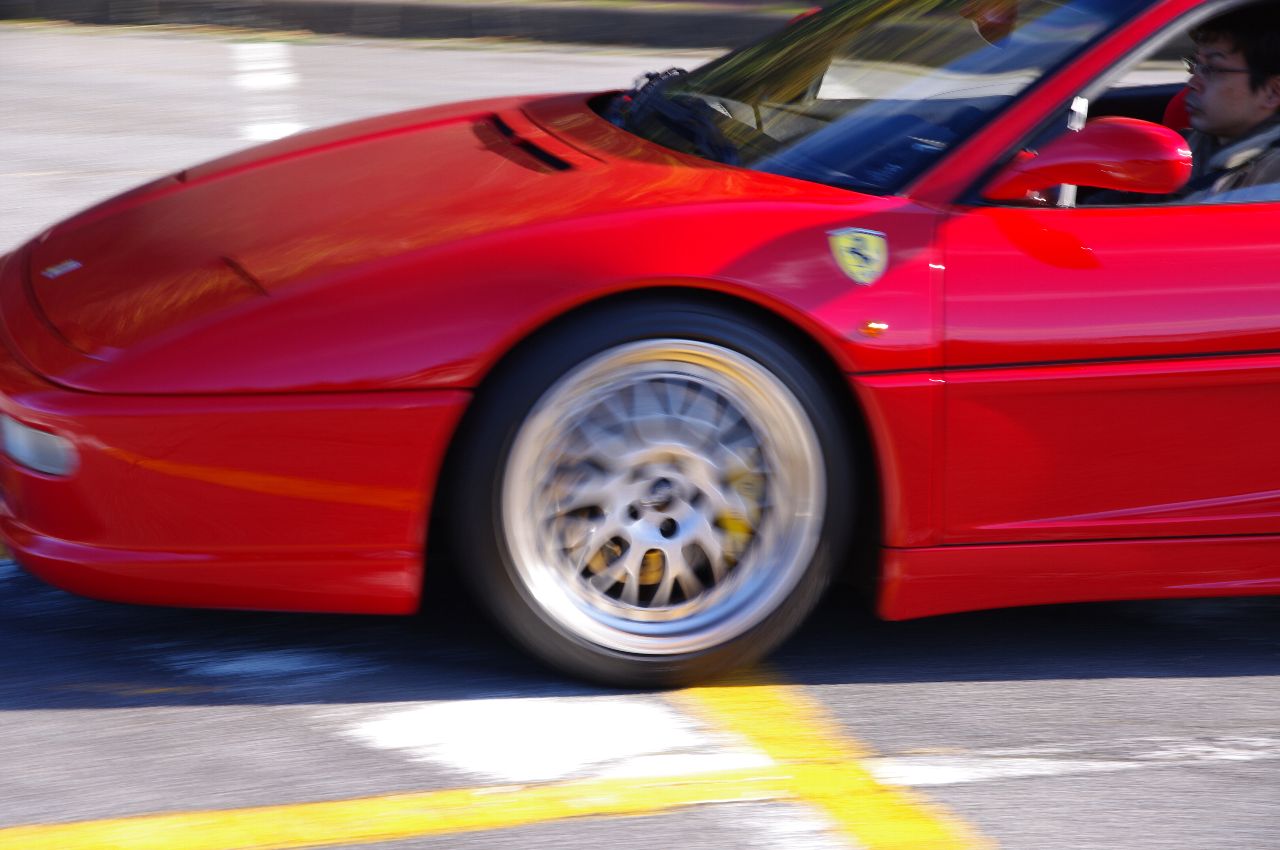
[4,0,1277,686]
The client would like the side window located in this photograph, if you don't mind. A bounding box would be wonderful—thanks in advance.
[975,33,1196,210]
[1086,36,1194,127]
[986,2,1280,210]
[1071,38,1196,208]
[1074,3,1280,208]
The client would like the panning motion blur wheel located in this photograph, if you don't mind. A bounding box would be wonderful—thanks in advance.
[451,300,852,687]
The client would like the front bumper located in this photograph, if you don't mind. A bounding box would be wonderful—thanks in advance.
[0,252,469,614]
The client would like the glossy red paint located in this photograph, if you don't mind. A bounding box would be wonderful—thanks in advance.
[0,93,945,613]
[13,95,942,397]
[940,355,1280,544]
[944,202,1280,367]
[984,117,1192,200]
[881,536,1280,621]
[3,0,1278,645]
[0,382,467,612]
[850,373,944,549]
[0,264,466,611]
[940,193,1280,552]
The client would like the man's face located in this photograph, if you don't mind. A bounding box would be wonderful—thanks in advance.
[1185,38,1280,143]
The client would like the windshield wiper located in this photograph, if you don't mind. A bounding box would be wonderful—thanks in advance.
[608,69,741,166]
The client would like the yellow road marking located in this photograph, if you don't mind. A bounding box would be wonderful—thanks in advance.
[1,671,990,850]
[0,768,793,850]
[670,672,991,850]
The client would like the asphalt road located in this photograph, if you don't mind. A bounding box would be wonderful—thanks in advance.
[1,23,1279,850]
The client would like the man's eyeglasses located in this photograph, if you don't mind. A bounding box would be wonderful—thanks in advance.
[1183,55,1252,80]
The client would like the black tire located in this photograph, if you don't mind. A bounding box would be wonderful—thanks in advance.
[449,298,852,688]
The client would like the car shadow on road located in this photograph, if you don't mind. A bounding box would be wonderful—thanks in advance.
[779,582,1280,687]
[0,558,1277,710]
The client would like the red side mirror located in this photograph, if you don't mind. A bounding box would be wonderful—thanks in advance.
[985,117,1193,201]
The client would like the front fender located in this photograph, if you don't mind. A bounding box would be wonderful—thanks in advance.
[51,199,942,395]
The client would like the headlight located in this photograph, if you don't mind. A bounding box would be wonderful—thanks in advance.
[1,415,78,476]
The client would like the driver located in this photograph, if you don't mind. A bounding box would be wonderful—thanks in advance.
[1180,3,1280,202]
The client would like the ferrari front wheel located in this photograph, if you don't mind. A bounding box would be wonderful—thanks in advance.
[452,302,851,687]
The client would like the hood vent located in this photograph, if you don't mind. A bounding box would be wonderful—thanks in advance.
[222,255,269,296]
[485,115,574,173]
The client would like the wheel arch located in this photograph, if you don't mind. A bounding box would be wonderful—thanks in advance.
[424,285,884,599]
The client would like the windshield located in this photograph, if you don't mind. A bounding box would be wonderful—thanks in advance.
[607,0,1155,194]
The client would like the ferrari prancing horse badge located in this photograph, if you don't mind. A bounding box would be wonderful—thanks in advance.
[828,228,887,286]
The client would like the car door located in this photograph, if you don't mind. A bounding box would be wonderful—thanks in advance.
[939,197,1280,545]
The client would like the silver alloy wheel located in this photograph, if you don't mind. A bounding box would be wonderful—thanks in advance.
[501,339,825,656]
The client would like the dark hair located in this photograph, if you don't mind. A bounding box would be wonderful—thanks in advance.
[1191,2,1280,90]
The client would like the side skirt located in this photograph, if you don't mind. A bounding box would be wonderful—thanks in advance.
[879,535,1280,620]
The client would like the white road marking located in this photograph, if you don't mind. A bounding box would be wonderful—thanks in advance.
[341,695,772,784]
[866,736,1280,786]
[335,685,1280,792]
[723,802,852,850]
[867,755,1136,786]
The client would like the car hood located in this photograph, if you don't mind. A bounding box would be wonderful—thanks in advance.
[20,94,828,367]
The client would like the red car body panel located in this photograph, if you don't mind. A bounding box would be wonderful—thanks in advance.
[882,536,1280,620]
[942,355,1280,544]
[851,373,944,549]
[3,0,1278,625]
[14,95,941,397]
[0,97,945,613]
[0,281,466,612]
[941,198,1280,546]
